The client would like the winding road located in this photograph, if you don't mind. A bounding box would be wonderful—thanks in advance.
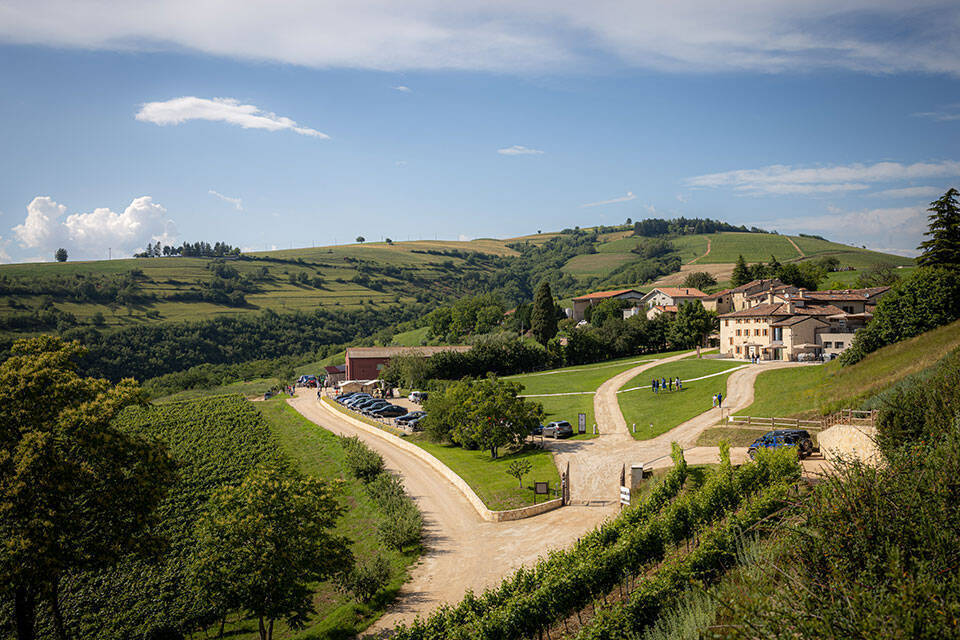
[287,353,814,634]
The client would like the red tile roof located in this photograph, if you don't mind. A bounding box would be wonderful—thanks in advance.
[572,288,642,302]
[720,302,844,318]
[702,288,731,300]
[647,287,706,298]
[653,305,679,313]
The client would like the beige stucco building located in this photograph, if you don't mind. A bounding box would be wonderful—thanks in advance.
[571,288,645,321]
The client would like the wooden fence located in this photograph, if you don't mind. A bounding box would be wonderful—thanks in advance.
[722,409,877,431]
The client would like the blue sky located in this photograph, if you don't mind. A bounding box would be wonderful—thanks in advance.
[0,1,958,262]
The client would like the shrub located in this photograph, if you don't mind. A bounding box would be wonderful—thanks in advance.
[377,502,422,550]
[338,435,385,481]
[340,554,392,603]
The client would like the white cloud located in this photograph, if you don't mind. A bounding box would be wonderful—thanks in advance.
[871,186,944,199]
[12,196,178,259]
[498,145,544,156]
[761,205,927,255]
[136,97,328,138]
[685,160,960,196]
[209,189,243,210]
[393,85,412,93]
[581,191,636,208]
[0,1,957,75]
[913,104,960,121]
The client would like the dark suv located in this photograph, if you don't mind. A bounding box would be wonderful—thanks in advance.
[748,429,814,459]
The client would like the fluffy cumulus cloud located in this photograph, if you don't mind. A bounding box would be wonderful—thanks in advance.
[685,160,960,196]
[12,196,178,259]
[2,1,957,75]
[136,97,328,138]
[498,145,544,155]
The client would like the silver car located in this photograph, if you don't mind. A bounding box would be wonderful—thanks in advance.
[542,420,573,438]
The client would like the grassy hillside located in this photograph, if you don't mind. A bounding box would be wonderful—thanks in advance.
[736,318,960,417]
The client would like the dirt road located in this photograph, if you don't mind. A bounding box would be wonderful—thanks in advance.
[287,395,613,635]
[546,357,814,506]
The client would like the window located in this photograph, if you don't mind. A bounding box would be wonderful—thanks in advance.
[763,329,768,336]
[736,329,741,336]
[724,319,729,326]
[823,341,832,348]
[836,341,844,348]
[755,329,761,336]
[735,346,741,353]
[729,337,734,345]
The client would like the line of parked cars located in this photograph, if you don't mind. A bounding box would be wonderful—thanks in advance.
[334,391,427,429]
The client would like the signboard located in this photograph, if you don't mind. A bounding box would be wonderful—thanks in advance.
[619,486,631,505]
[578,413,586,434]
[534,482,549,495]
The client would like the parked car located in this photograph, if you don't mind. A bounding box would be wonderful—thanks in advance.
[407,415,426,431]
[542,420,573,438]
[336,391,362,402]
[748,429,814,459]
[344,394,372,407]
[396,411,426,425]
[361,401,392,414]
[371,405,407,418]
[409,391,429,404]
[352,398,382,411]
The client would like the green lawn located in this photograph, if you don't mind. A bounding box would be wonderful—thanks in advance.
[617,359,745,440]
[222,396,420,640]
[536,393,597,439]
[789,235,915,268]
[410,436,562,510]
[692,232,802,264]
[391,326,430,346]
[322,398,559,510]
[737,318,960,417]
[669,235,712,263]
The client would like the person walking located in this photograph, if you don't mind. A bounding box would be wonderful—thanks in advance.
[652,378,657,394]
[668,377,673,391]
[676,377,682,391]
[717,391,723,408]
[712,394,717,408]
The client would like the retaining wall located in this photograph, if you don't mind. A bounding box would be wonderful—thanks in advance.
[818,423,883,466]
[316,397,563,522]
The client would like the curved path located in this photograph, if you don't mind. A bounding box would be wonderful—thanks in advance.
[687,237,712,265]
[545,355,812,505]
[786,235,806,258]
[287,395,613,636]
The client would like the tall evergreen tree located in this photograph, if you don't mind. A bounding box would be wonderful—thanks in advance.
[918,188,960,268]
[530,281,558,345]
[731,254,751,287]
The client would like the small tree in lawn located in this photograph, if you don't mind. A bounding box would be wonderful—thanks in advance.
[531,281,558,345]
[356,236,366,243]
[451,375,544,459]
[731,254,751,287]
[190,466,353,640]
[668,301,716,348]
[507,459,532,488]
[917,188,960,268]
[54,248,67,262]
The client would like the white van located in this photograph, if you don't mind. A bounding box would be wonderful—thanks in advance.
[408,391,429,404]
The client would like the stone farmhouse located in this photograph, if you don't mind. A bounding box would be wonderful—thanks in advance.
[570,288,645,321]
[718,285,890,361]
[624,287,707,320]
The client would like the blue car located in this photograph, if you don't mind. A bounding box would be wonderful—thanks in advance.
[748,429,814,459]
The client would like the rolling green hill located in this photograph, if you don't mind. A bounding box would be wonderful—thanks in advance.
[0,226,913,347]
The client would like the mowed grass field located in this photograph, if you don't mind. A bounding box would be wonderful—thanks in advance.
[323,397,560,510]
[506,349,695,439]
[736,318,960,418]
[617,358,745,440]
[223,396,419,640]
[562,252,638,277]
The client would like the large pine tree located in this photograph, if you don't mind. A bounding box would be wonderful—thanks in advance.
[530,281,558,345]
[918,188,960,268]
[731,254,751,287]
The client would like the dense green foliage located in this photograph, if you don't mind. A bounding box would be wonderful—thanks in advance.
[531,281,559,345]
[421,375,543,458]
[870,346,960,453]
[667,300,716,348]
[840,266,960,365]
[337,436,422,551]
[135,240,243,258]
[52,305,420,381]
[682,271,716,290]
[0,337,174,640]
[729,253,825,290]
[426,293,506,342]
[190,466,353,640]
[633,217,767,237]
[917,188,960,268]
[55,396,289,639]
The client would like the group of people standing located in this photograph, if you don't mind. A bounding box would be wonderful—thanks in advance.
[651,377,682,393]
